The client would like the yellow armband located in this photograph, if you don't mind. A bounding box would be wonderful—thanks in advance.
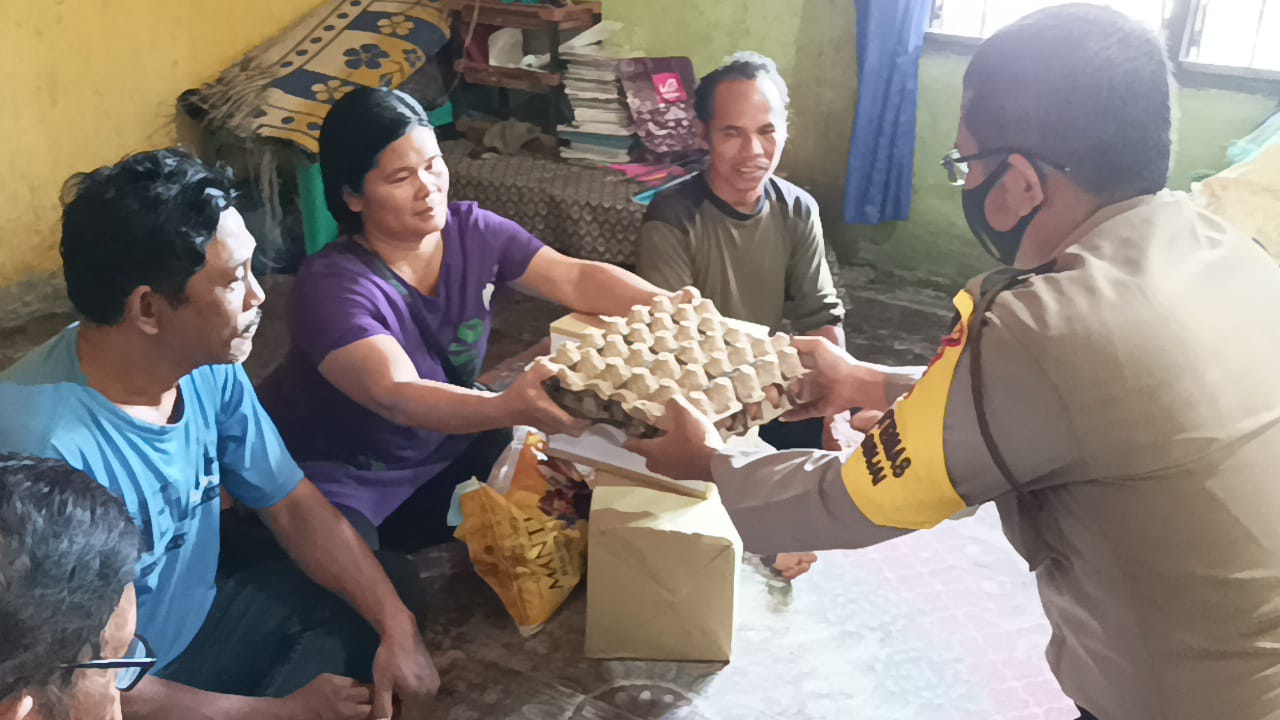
[839,290,975,529]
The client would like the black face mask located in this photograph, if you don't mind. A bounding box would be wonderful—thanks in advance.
[961,160,1043,266]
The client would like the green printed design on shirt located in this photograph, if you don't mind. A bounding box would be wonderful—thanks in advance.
[447,318,485,382]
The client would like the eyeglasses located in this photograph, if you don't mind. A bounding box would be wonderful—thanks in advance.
[941,147,1070,187]
[61,635,157,692]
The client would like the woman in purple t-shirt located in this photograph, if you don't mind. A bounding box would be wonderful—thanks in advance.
[260,88,666,551]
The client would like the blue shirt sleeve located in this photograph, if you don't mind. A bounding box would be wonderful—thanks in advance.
[289,251,399,369]
[0,383,62,459]
[214,365,304,509]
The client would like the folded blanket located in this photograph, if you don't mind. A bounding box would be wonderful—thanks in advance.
[193,0,450,153]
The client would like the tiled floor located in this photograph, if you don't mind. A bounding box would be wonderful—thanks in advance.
[416,504,1075,719]
[0,268,1077,719]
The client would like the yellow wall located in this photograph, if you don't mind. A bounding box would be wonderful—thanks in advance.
[0,0,325,288]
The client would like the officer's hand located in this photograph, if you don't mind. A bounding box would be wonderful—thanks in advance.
[824,409,887,455]
[624,396,725,481]
[784,337,873,421]
[851,409,885,433]
[823,411,855,452]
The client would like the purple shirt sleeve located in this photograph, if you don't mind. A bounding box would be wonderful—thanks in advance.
[289,253,394,368]
[472,207,547,284]
[287,206,543,373]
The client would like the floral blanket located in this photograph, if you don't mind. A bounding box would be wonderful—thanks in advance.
[194,0,450,153]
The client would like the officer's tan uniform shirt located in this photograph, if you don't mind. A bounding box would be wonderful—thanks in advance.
[714,192,1280,719]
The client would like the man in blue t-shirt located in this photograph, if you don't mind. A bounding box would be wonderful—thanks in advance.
[0,151,437,720]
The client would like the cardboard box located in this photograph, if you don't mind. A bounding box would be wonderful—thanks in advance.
[584,473,743,661]
[546,425,714,500]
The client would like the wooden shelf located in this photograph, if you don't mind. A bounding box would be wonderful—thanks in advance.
[453,59,563,93]
[441,0,601,30]
[443,1,601,131]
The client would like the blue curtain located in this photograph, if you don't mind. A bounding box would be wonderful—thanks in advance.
[842,0,933,225]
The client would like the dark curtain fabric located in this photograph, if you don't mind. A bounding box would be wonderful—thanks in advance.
[842,0,933,225]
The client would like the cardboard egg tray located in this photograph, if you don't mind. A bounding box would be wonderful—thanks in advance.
[535,288,806,438]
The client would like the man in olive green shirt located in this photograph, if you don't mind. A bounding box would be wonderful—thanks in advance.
[637,52,845,455]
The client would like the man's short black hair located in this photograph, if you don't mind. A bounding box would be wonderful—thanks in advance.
[694,51,790,125]
[60,149,236,326]
[963,3,1173,202]
[0,454,139,716]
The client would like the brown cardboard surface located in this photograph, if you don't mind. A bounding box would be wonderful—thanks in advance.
[585,479,743,661]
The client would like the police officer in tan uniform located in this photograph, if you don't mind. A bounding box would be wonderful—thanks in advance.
[627,5,1280,719]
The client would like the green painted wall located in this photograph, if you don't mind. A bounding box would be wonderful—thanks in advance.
[845,51,978,288]
[1171,87,1277,187]
[606,0,859,225]
[605,1,1275,288]
[846,50,1277,288]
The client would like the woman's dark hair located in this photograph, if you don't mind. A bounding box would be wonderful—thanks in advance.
[319,87,433,235]
[0,454,139,717]
[60,149,236,326]
[963,4,1173,202]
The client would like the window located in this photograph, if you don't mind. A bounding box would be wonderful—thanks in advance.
[929,0,1280,79]
[929,0,1172,39]
[1182,0,1280,73]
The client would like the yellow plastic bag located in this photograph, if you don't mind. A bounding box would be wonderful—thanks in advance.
[451,429,590,636]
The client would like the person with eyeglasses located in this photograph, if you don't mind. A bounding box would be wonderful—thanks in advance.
[0,454,152,720]
[0,151,435,720]
[624,4,1280,719]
